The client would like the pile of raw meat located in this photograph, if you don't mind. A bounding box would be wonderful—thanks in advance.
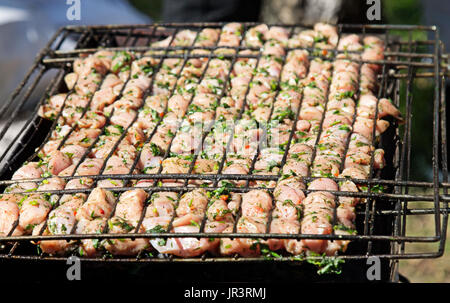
[0,23,402,258]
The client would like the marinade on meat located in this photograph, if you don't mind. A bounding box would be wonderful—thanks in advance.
[1,23,402,259]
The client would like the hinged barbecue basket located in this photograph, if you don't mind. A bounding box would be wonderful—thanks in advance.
[0,23,448,282]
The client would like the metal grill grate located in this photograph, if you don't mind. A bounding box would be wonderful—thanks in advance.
[0,23,447,266]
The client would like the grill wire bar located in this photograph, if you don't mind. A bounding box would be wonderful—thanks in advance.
[0,23,447,264]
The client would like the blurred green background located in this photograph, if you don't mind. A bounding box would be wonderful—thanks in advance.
[383,0,449,283]
[129,0,163,21]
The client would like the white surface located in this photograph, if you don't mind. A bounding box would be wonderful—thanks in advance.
[0,6,28,25]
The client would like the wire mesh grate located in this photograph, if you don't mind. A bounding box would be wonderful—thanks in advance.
[0,23,447,264]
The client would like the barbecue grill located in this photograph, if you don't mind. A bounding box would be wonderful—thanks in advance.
[0,23,448,283]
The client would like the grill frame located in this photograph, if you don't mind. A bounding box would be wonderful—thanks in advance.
[0,22,447,266]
